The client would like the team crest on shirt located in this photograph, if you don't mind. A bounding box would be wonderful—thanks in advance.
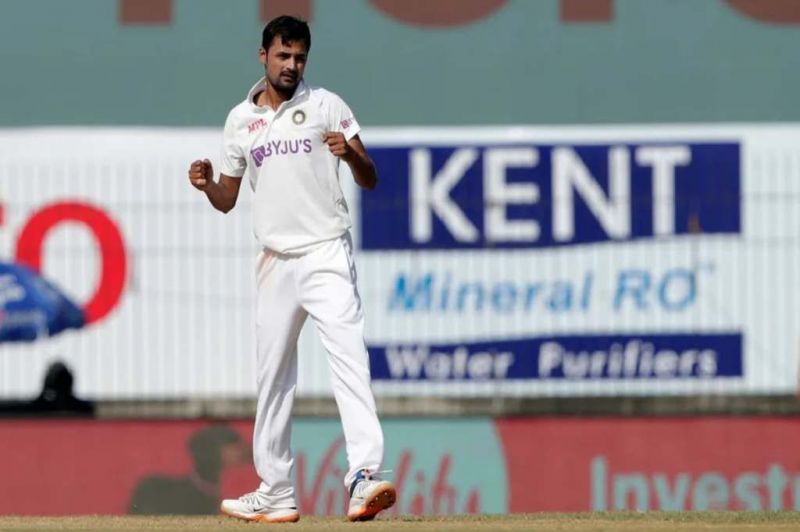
[292,110,306,125]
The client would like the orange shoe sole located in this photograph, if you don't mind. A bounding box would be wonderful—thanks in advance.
[347,485,397,522]
[221,508,300,523]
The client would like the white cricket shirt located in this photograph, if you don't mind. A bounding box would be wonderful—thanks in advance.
[219,78,361,254]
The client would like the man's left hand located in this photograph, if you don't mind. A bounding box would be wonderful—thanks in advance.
[322,132,355,162]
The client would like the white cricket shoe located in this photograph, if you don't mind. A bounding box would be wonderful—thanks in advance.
[347,470,396,522]
[220,491,300,523]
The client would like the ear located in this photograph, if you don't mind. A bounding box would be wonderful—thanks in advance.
[258,47,267,66]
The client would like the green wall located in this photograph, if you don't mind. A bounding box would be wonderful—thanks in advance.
[1,0,798,126]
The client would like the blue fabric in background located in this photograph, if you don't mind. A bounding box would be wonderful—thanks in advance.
[0,262,85,342]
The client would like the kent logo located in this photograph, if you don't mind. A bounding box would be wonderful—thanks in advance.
[361,142,740,249]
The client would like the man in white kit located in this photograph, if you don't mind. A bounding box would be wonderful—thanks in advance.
[187,15,395,523]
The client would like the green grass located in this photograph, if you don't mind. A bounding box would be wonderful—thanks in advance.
[2,513,800,532]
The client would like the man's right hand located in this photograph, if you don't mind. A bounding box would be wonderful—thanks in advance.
[188,159,214,190]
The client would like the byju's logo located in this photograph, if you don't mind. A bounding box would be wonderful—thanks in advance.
[250,138,313,167]
[361,142,740,249]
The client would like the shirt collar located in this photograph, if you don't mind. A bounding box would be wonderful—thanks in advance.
[247,78,309,113]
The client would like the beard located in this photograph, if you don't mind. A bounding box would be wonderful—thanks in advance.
[269,71,300,95]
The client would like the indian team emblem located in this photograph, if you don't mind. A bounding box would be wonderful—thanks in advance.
[292,110,306,125]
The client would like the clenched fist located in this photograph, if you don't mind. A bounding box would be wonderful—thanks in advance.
[188,159,213,190]
[322,132,354,161]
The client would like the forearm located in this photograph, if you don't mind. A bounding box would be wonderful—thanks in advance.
[346,152,378,190]
[204,178,238,213]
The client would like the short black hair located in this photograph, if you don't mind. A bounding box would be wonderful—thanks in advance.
[262,15,311,52]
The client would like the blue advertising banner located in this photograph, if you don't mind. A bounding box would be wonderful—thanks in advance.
[362,143,740,250]
[368,334,743,381]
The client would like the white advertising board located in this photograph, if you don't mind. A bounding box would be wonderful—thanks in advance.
[0,125,797,398]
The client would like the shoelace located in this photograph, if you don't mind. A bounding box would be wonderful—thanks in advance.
[352,480,378,498]
[239,491,264,506]
[352,469,394,498]
[360,469,394,481]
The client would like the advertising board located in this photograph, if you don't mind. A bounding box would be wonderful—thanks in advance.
[0,126,797,397]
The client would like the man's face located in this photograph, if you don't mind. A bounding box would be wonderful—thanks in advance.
[260,37,308,93]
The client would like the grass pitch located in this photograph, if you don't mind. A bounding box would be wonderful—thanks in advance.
[2,513,800,532]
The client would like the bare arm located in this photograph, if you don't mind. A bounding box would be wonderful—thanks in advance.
[323,133,378,190]
[188,159,242,213]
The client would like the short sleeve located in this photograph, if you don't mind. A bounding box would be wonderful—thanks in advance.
[219,109,246,178]
[327,93,361,142]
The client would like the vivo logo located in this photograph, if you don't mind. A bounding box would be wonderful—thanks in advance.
[362,142,740,250]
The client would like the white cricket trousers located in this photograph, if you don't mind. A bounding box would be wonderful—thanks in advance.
[252,232,384,509]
